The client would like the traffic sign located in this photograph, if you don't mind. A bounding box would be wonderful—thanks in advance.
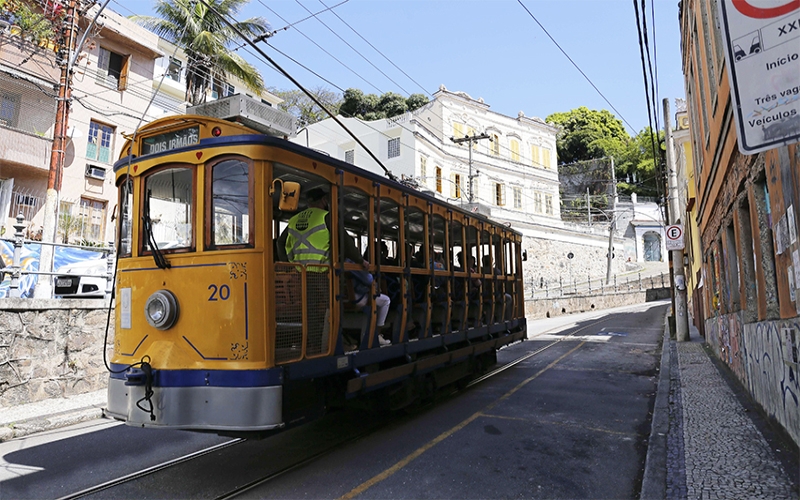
[666,224,685,251]
[718,0,800,154]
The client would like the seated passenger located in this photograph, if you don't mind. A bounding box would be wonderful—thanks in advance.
[348,262,391,346]
[482,255,512,321]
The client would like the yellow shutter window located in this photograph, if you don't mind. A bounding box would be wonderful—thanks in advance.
[453,122,464,139]
[511,140,520,162]
[542,147,552,169]
[531,145,541,167]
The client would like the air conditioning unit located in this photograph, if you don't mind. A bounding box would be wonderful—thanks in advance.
[187,94,296,138]
[85,164,106,180]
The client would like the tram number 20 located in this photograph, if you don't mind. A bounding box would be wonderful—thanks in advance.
[208,284,231,301]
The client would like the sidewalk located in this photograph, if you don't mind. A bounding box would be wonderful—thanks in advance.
[0,389,106,442]
[643,321,799,499]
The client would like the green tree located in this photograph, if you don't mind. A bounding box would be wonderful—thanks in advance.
[546,107,630,164]
[269,86,341,127]
[132,0,269,105]
[617,127,663,198]
[339,88,429,120]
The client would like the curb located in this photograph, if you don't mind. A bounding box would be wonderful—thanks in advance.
[640,311,671,499]
[0,406,106,443]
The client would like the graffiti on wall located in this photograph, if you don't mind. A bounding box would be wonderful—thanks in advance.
[745,319,800,446]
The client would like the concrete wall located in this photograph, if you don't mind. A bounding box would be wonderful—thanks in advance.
[0,298,114,408]
[524,289,659,319]
[705,312,799,447]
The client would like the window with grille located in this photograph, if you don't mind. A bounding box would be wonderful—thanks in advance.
[534,192,543,213]
[435,166,442,193]
[345,149,354,164]
[166,57,182,82]
[495,183,505,206]
[87,121,114,164]
[0,91,20,128]
[420,156,427,183]
[96,47,129,91]
[513,187,522,209]
[388,137,400,158]
[491,134,500,155]
[545,194,554,215]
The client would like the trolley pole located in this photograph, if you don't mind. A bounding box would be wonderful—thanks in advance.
[35,0,80,298]
[663,98,689,342]
[451,133,490,203]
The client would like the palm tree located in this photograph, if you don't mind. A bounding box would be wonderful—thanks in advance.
[132,0,270,105]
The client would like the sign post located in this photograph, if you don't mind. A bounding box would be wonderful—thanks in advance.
[718,0,800,154]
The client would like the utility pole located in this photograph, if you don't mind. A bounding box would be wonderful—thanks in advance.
[587,188,591,226]
[605,157,616,284]
[451,133,490,203]
[663,98,689,342]
[35,0,79,298]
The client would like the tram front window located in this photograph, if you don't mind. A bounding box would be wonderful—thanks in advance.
[118,177,132,256]
[143,167,193,251]
[210,158,252,247]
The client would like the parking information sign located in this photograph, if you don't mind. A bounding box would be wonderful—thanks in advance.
[718,0,800,154]
[666,225,685,251]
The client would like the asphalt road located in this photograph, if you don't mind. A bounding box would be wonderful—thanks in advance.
[0,300,669,499]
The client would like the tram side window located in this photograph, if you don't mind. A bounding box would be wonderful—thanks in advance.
[209,158,252,248]
[432,214,448,271]
[406,207,426,268]
[341,187,371,260]
[377,197,400,265]
[117,176,132,256]
[143,167,193,251]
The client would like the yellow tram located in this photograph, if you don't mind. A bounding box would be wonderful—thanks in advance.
[106,97,527,435]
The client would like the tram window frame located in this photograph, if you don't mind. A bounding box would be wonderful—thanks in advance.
[340,185,372,266]
[405,205,427,270]
[116,175,133,257]
[205,156,255,250]
[139,165,196,255]
[376,194,402,269]
[466,223,479,272]
[431,212,448,272]
[450,218,464,273]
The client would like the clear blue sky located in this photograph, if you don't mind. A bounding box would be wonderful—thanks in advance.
[113,0,687,135]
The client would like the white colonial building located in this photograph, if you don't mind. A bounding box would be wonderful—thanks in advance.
[294,85,562,227]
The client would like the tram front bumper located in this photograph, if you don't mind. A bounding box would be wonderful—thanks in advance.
[106,377,284,431]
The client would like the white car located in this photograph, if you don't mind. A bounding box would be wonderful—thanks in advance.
[54,257,112,298]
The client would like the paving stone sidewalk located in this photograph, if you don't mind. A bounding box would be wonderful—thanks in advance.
[668,334,798,499]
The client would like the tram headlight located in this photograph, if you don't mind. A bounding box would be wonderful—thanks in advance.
[144,290,179,330]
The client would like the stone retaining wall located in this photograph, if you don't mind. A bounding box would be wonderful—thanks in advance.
[0,298,114,408]
[525,289,658,319]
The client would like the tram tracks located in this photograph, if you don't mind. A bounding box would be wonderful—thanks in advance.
[59,316,615,500]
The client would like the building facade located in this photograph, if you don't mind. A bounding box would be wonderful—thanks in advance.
[0,5,162,245]
[680,0,799,445]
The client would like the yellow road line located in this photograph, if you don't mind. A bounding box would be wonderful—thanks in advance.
[337,341,586,500]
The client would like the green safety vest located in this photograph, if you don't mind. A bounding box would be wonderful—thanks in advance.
[285,207,330,269]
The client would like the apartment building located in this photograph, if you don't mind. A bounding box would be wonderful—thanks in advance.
[0,5,162,244]
[295,85,561,226]
[680,0,799,445]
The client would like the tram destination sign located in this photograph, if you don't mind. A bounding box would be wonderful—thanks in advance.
[718,0,800,154]
[142,126,200,155]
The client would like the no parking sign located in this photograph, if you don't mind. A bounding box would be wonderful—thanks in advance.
[666,224,685,251]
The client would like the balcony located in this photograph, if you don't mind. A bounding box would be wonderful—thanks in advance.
[0,126,52,171]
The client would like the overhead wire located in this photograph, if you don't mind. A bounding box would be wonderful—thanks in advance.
[515,0,636,133]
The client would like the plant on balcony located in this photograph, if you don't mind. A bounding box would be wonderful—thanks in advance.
[0,0,63,46]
